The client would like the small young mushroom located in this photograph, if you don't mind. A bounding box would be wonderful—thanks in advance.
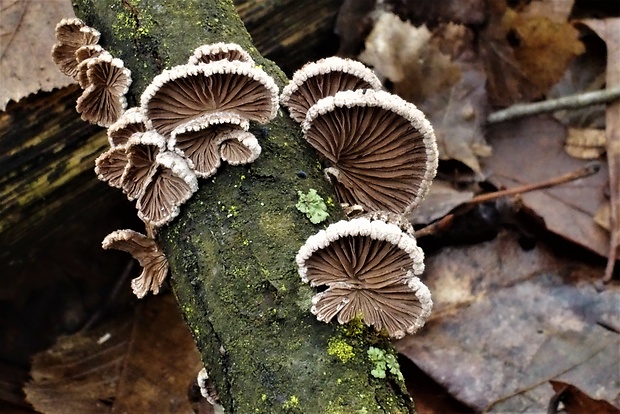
[197,367,221,406]
[94,144,129,189]
[140,60,279,136]
[280,56,383,123]
[218,130,261,166]
[296,217,432,339]
[188,43,254,65]
[76,53,132,127]
[107,107,151,148]
[136,151,199,227]
[302,89,438,215]
[168,112,251,178]
[121,131,168,201]
[51,18,100,78]
[102,229,169,298]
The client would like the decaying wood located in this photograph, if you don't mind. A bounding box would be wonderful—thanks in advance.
[64,0,415,412]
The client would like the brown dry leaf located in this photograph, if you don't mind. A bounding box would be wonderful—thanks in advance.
[565,128,606,159]
[480,0,584,107]
[387,0,486,27]
[0,0,77,110]
[359,15,491,174]
[24,294,202,414]
[407,179,474,225]
[581,18,620,281]
[397,230,620,412]
[549,381,620,414]
[485,115,610,258]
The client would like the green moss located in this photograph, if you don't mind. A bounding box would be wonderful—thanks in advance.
[327,338,355,363]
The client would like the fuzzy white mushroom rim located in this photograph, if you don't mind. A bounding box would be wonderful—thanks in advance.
[302,89,438,215]
[280,56,383,123]
[141,60,279,136]
[188,42,255,65]
[102,229,169,298]
[107,107,151,148]
[296,217,432,339]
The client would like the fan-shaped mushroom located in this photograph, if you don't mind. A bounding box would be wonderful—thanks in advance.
[141,61,278,136]
[121,131,167,201]
[76,53,132,127]
[302,89,438,215]
[136,151,198,227]
[107,107,151,148]
[296,217,431,339]
[94,144,129,189]
[102,229,169,298]
[280,57,383,123]
[51,18,100,78]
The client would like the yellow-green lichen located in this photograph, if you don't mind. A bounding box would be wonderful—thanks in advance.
[283,395,299,409]
[327,337,355,363]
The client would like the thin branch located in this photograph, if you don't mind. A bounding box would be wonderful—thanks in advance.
[487,87,620,124]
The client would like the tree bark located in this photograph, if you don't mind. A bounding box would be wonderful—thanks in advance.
[71,1,415,412]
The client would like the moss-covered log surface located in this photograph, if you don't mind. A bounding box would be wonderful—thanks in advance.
[72,0,415,412]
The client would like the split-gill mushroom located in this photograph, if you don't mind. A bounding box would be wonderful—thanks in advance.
[121,130,167,201]
[75,53,132,127]
[168,112,251,178]
[94,144,129,189]
[102,229,169,298]
[107,107,150,148]
[296,217,432,339]
[75,45,105,88]
[51,18,100,78]
[136,151,198,227]
[302,89,438,215]
[140,60,279,136]
[280,56,383,123]
[218,129,261,166]
[188,42,254,65]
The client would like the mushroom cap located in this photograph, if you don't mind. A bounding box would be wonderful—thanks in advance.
[218,130,261,166]
[136,151,199,227]
[94,144,128,189]
[121,131,167,201]
[168,112,250,178]
[75,45,106,88]
[280,57,383,123]
[296,217,431,338]
[107,107,151,148]
[140,61,279,136]
[76,54,132,127]
[302,89,438,215]
[51,18,100,78]
[188,43,254,65]
[102,229,169,298]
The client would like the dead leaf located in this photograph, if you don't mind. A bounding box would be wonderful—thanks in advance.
[580,18,620,281]
[359,15,491,174]
[387,0,486,27]
[520,0,575,23]
[480,0,584,107]
[549,381,620,414]
[407,179,474,225]
[484,115,610,258]
[565,128,606,159]
[24,294,202,414]
[0,0,77,110]
[397,230,620,412]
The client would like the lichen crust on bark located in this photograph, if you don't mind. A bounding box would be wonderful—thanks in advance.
[72,0,416,412]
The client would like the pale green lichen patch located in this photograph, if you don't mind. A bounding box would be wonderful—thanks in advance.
[368,346,405,382]
[296,188,329,224]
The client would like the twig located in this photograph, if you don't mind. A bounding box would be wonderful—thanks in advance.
[413,214,454,238]
[468,163,601,204]
[487,87,620,124]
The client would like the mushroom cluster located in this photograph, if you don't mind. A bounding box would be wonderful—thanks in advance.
[51,32,279,297]
[283,57,438,338]
[52,18,132,127]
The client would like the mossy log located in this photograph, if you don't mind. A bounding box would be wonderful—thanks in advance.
[19,0,415,412]
[0,0,341,264]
